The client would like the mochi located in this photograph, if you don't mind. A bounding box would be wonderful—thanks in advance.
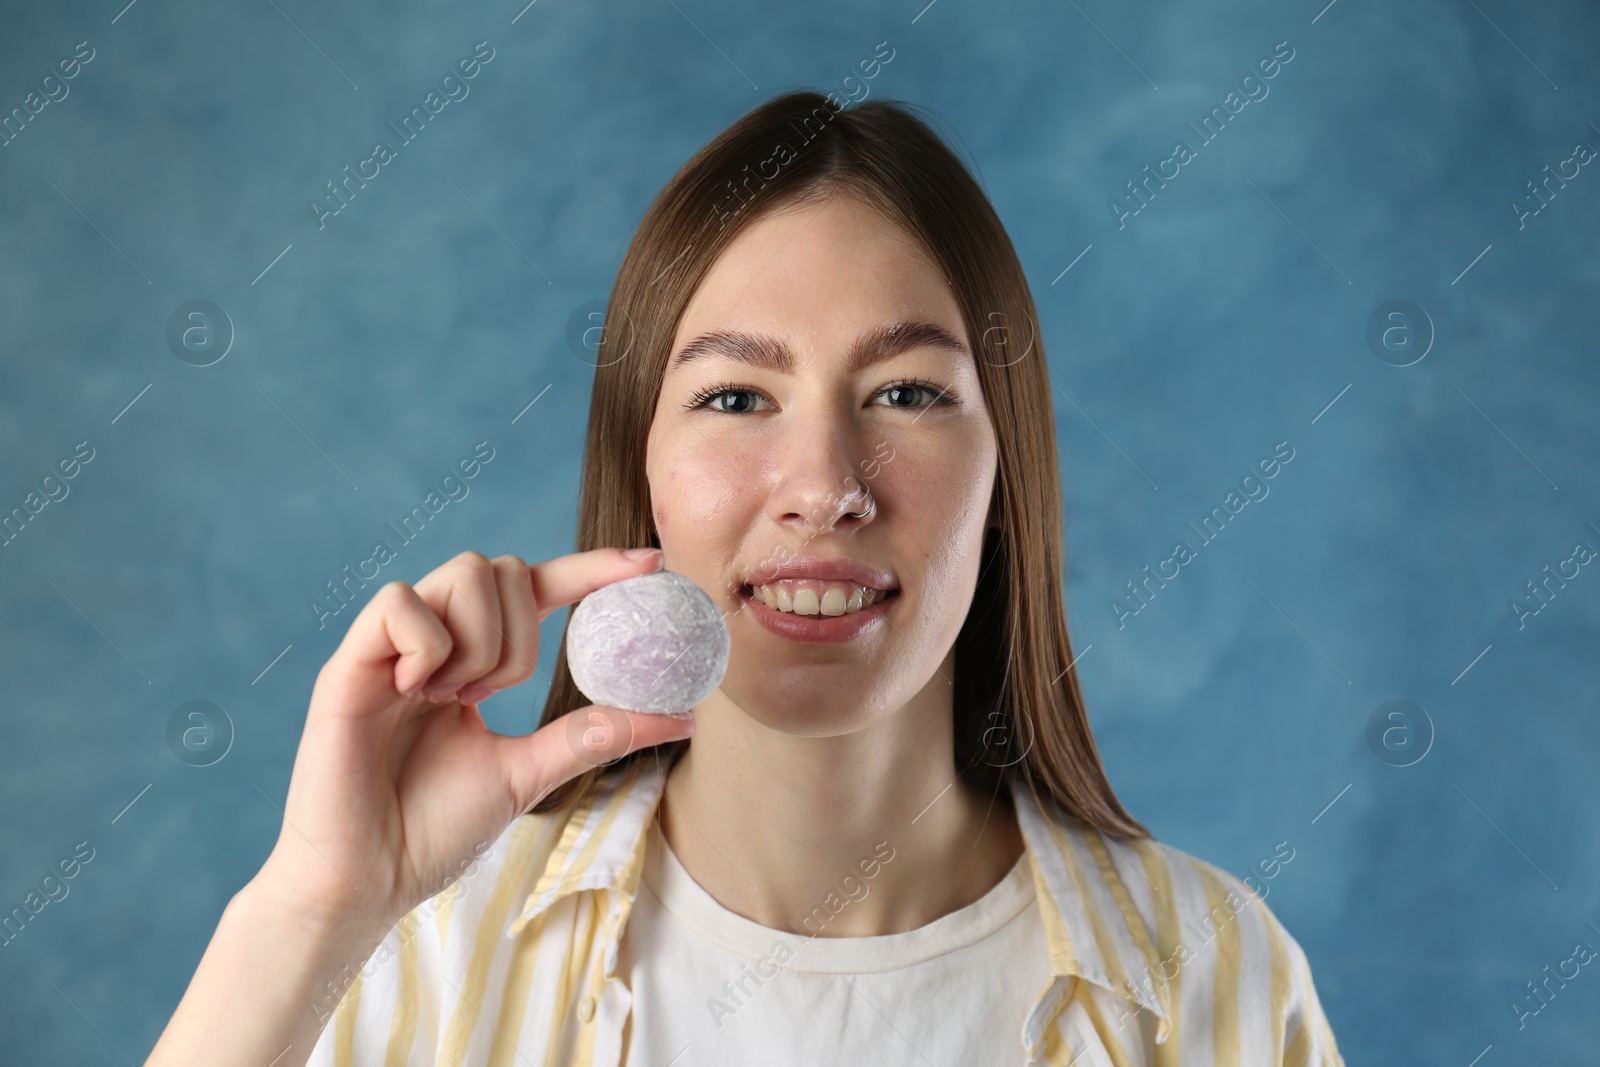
[566,569,729,715]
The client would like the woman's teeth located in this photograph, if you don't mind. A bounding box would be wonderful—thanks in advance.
[748,579,891,616]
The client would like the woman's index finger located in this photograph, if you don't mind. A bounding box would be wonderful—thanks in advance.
[530,547,663,622]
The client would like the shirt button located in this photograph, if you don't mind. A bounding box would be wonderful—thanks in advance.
[577,995,596,1021]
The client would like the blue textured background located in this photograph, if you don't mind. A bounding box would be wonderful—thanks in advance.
[3,0,1597,1061]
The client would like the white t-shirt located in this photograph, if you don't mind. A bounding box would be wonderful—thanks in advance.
[618,813,1052,1066]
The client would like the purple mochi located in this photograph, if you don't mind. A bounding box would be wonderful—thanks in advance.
[565,569,730,715]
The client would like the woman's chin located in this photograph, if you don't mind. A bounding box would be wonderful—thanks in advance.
[720,684,880,737]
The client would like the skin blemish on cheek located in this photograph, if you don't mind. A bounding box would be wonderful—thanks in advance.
[653,469,679,530]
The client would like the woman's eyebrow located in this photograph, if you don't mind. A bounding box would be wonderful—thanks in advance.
[669,321,968,374]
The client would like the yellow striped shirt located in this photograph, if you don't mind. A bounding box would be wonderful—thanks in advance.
[306,755,1346,1066]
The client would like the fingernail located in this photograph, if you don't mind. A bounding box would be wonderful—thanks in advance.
[623,546,663,567]
[458,683,492,705]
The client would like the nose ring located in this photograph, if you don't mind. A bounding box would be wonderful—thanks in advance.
[843,483,875,520]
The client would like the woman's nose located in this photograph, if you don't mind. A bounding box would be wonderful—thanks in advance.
[767,426,878,537]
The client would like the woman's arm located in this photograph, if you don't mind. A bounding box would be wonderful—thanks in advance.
[140,548,695,1066]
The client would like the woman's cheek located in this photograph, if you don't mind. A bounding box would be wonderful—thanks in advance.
[897,444,987,526]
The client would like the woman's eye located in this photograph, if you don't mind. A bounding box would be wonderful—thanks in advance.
[700,389,767,413]
[685,380,953,413]
[878,383,930,408]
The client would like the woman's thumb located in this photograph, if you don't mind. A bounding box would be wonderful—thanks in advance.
[501,706,694,813]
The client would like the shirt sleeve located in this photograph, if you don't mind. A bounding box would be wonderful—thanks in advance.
[301,907,430,1067]
[302,964,384,1067]
[1271,912,1346,1067]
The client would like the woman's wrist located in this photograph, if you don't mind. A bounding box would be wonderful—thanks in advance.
[235,864,401,993]
[242,856,387,943]
[232,874,390,1029]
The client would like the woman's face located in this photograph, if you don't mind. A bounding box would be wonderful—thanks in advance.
[645,193,998,735]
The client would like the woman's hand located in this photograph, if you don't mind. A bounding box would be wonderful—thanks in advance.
[251,547,694,934]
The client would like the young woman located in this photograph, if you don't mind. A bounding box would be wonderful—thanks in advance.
[146,91,1345,1067]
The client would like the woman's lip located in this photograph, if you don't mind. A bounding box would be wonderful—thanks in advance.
[738,586,899,644]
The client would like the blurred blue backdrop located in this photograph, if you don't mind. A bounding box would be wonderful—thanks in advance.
[3,0,1597,1061]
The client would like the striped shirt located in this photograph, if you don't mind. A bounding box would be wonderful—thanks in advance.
[306,755,1346,1066]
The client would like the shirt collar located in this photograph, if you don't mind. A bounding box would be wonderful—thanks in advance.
[1007,773,1173,1045]
[505,755,664,941]
[505,754,1171,1045]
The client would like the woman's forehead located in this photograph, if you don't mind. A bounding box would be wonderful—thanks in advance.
[671,204,962,360]
[700,197,935,288]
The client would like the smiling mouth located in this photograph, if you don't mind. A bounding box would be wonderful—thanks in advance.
[738,582,900,616]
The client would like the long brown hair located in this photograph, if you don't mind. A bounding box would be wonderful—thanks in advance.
[531,89,1150,840]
